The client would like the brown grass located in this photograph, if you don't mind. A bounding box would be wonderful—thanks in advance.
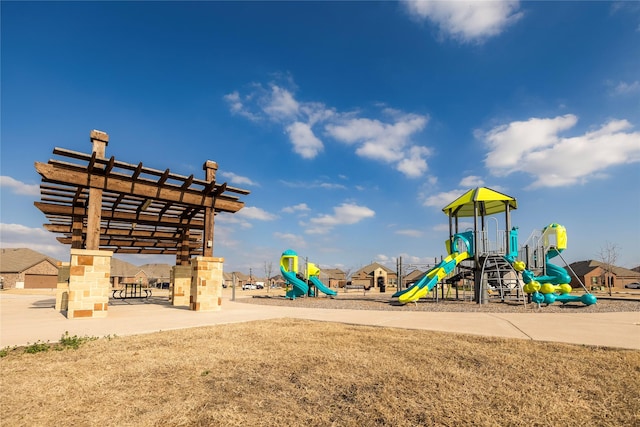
[1,319,639,426]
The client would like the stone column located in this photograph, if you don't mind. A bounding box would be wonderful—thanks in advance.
[171,265,192,306]
[67,249,112,319]
[55,262,70,312]
[190,256,223,311]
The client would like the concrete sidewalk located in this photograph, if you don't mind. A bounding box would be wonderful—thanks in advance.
[1,293,639,350]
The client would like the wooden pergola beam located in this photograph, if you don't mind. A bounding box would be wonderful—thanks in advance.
[37,133,249,256]
[35,162,244,213]
[44,223,200,239]
[35,202,206,229]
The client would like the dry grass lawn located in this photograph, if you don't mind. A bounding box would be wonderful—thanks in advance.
[1,319,639,426]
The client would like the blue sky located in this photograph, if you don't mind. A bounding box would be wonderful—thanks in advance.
[2,1,639,275]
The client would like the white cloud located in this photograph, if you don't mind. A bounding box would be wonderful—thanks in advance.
[432,223,451,232]
[274,231,307,249]
[480,115,640,188]
[219,171,259,187]
[227,78,433,177]
[282,203,311,214]
[263,85,299,119]
[286,122,324,159]
[482,114,578,173]
[215,212,253,229]
[0,223,68,260]
[225,82,332,159]
[396,146,431,178]
[403,0,523,43]
[433,221,474,232]
[223,91,261,121]
[325,114,430,178]
[279,179,347,190]
[375,254,392,264]
[235,206,279,221]
[396,229,424,237]
[612,80,640,95]
[0,176,40,196]
[459,175,485,187]
[422,189,466,208]
[305,203,375,234]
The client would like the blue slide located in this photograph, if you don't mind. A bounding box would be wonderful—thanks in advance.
[281,267,309,299]
[309,276,337,297]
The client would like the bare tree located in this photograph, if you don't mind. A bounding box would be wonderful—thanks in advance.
[598,241,619,296]
[264,261,273,294]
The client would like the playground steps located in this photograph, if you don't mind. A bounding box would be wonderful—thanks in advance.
[480,255,526,304]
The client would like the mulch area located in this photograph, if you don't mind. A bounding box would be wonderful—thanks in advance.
[239,291,640,313]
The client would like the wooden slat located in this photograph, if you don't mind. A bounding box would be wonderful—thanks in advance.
[51,147,250,195]
[41,146,250,254]
[36,162,244,213]
[35,202,206,229]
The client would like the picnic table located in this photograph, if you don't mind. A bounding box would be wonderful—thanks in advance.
[112,283,152,300]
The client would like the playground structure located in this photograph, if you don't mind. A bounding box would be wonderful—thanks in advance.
[280,249,337,299]
[393,187,597,307]
[515,223,597,306]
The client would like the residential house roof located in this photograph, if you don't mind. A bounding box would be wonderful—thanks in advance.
[569,260,640,279]
[0,248,60,273]
[321,268,346,279]
[404,269,426,284]
[139,263,171,279]
[353,262,396,277]
[110,257,140,277]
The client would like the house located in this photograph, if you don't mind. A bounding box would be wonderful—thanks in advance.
[138,263,171,287]
[270,274,286,287]
[403,269,426,286]
[223,271,253,288]
[319,268,346,288]
[351,262,397,289]
[568,260,640,290]
[110,258,144,287]
[0,248,60,289]
[109,258,171,288]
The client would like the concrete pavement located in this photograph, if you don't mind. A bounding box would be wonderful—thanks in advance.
[1,292,639,350]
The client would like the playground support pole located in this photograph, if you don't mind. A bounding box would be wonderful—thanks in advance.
[556,251,591,293]
[448,214,453,254]
[505,202,511,255]
[232,272,236,301]
[473,204,482,304]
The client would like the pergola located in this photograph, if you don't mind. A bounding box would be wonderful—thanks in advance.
[34,130,249,264]
[35,130,250,318]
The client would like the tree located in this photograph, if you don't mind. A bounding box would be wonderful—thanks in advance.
[264,261,273,294]
[598,241,619,296]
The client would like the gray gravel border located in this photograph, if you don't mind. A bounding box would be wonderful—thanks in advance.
[239,293,640,313]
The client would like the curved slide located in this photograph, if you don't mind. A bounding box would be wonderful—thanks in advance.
[394,252,470,304]
[522,255,571,286]
[281,267,309,299]
[309,276,337,297]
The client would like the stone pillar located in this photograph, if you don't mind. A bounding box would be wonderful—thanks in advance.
[171,265,192,306]
[67,249,112,319]
[190,257,223,312]
[55,262,70,312]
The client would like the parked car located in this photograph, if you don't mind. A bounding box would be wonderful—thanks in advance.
[242,283,256,290]
[624,282,640,289]
[255,283,264,289]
